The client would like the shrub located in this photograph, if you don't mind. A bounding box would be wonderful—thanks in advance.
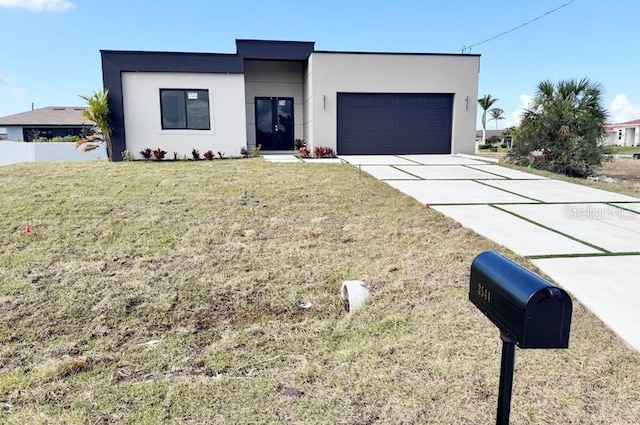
[192,149,201,160]
[314,146,337,158]
[509,78,607,177]
[487,135,502,146]
[294,138,307,150]
[203,150,214,160]
[140,148,152,160]
[217,151,226,159]
[153,148,167,161]
[33,135,80,143]
[121,150,133,161]
[297,147,311,158]
[251,145,261,158]
[240,147,249,158]
[173,152,178,161]
[478,144,492,150]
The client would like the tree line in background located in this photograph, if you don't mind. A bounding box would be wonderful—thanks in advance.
[480,77,608,178]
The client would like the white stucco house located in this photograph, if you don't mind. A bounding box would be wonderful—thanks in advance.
[603,118,640,146]
[101,39,480,161]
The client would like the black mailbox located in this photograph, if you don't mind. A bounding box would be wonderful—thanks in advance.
[470,251,572,349]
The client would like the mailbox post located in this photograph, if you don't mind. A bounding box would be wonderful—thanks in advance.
[469,251,572,425]
[497,331,516,425]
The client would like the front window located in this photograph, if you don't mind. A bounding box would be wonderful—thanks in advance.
[160,89,210,130]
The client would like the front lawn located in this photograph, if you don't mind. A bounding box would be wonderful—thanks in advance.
[0,160,639,424]
[608,146,640,155]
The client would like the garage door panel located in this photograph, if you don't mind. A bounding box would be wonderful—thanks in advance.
[337,93,453,155]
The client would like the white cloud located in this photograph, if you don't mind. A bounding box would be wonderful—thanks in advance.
[504,94,533,128]
[0,0,74,12]
[0,74,26,98]
[609,94,640,124]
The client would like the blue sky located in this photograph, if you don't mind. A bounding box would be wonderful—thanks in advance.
[0,0,638,129]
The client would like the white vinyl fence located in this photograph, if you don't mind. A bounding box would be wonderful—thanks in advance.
[0,141,106,166]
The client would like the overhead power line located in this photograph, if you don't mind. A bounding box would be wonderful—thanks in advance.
[461,0,578,53]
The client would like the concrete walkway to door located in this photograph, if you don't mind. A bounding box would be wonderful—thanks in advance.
[340,154,640,352]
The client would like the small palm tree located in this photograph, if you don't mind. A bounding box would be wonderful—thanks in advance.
[512,78,607,177]
[478,94,498,145]
[489,108,505,130]
[75,90,113,160]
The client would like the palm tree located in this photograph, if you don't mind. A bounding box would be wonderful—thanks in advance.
[75,90,113,160]
[511,78,607,177]
[478,94,498,145]
[489,108,505,130]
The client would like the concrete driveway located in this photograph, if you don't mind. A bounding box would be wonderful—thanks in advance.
[340,154,640,352]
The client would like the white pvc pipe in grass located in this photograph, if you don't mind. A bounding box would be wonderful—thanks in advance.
[341,280,370,312]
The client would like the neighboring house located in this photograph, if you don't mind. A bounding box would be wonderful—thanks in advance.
[475,129,504,145]
[0,107,92,142]
[603,119,640,146]
[101,39,481,161]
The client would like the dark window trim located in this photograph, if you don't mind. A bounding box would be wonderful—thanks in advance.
[159,88,211,131]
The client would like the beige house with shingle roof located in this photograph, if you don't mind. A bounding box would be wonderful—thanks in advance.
[0,106,92,141]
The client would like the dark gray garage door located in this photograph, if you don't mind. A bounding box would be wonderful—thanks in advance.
[337,93,453,155]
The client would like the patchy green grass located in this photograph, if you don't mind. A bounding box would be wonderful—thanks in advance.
[608,146,640,155]
[0,160,639,424]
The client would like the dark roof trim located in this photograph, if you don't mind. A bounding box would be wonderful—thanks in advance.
[236,38,316,44]
[236,39,315,61]
[101,50,244,74]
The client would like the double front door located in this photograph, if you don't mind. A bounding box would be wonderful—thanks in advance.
[255,97,294,150]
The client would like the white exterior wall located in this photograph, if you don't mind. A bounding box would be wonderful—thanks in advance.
[307,53,480,154]
[303,62,313,146]
[625,127,639,146]
[609,126,640,146]
[6,126,24,141]
[243,60,304,149]
[121,72,246,159]
[0,141,33,165]
[603,131,617,146]
[0,141,105,166]
[34,142,106,161]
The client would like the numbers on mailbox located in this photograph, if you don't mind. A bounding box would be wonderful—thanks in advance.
[477,283,491,304]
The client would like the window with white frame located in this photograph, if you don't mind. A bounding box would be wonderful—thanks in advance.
[160,89,210,130]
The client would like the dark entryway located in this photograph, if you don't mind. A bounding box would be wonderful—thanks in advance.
[337,93,453,155]
[255,97,294,150]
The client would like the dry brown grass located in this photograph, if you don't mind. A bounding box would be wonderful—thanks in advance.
[500,156,640,199]
[0,160,639,424]
[598,158,640,180]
